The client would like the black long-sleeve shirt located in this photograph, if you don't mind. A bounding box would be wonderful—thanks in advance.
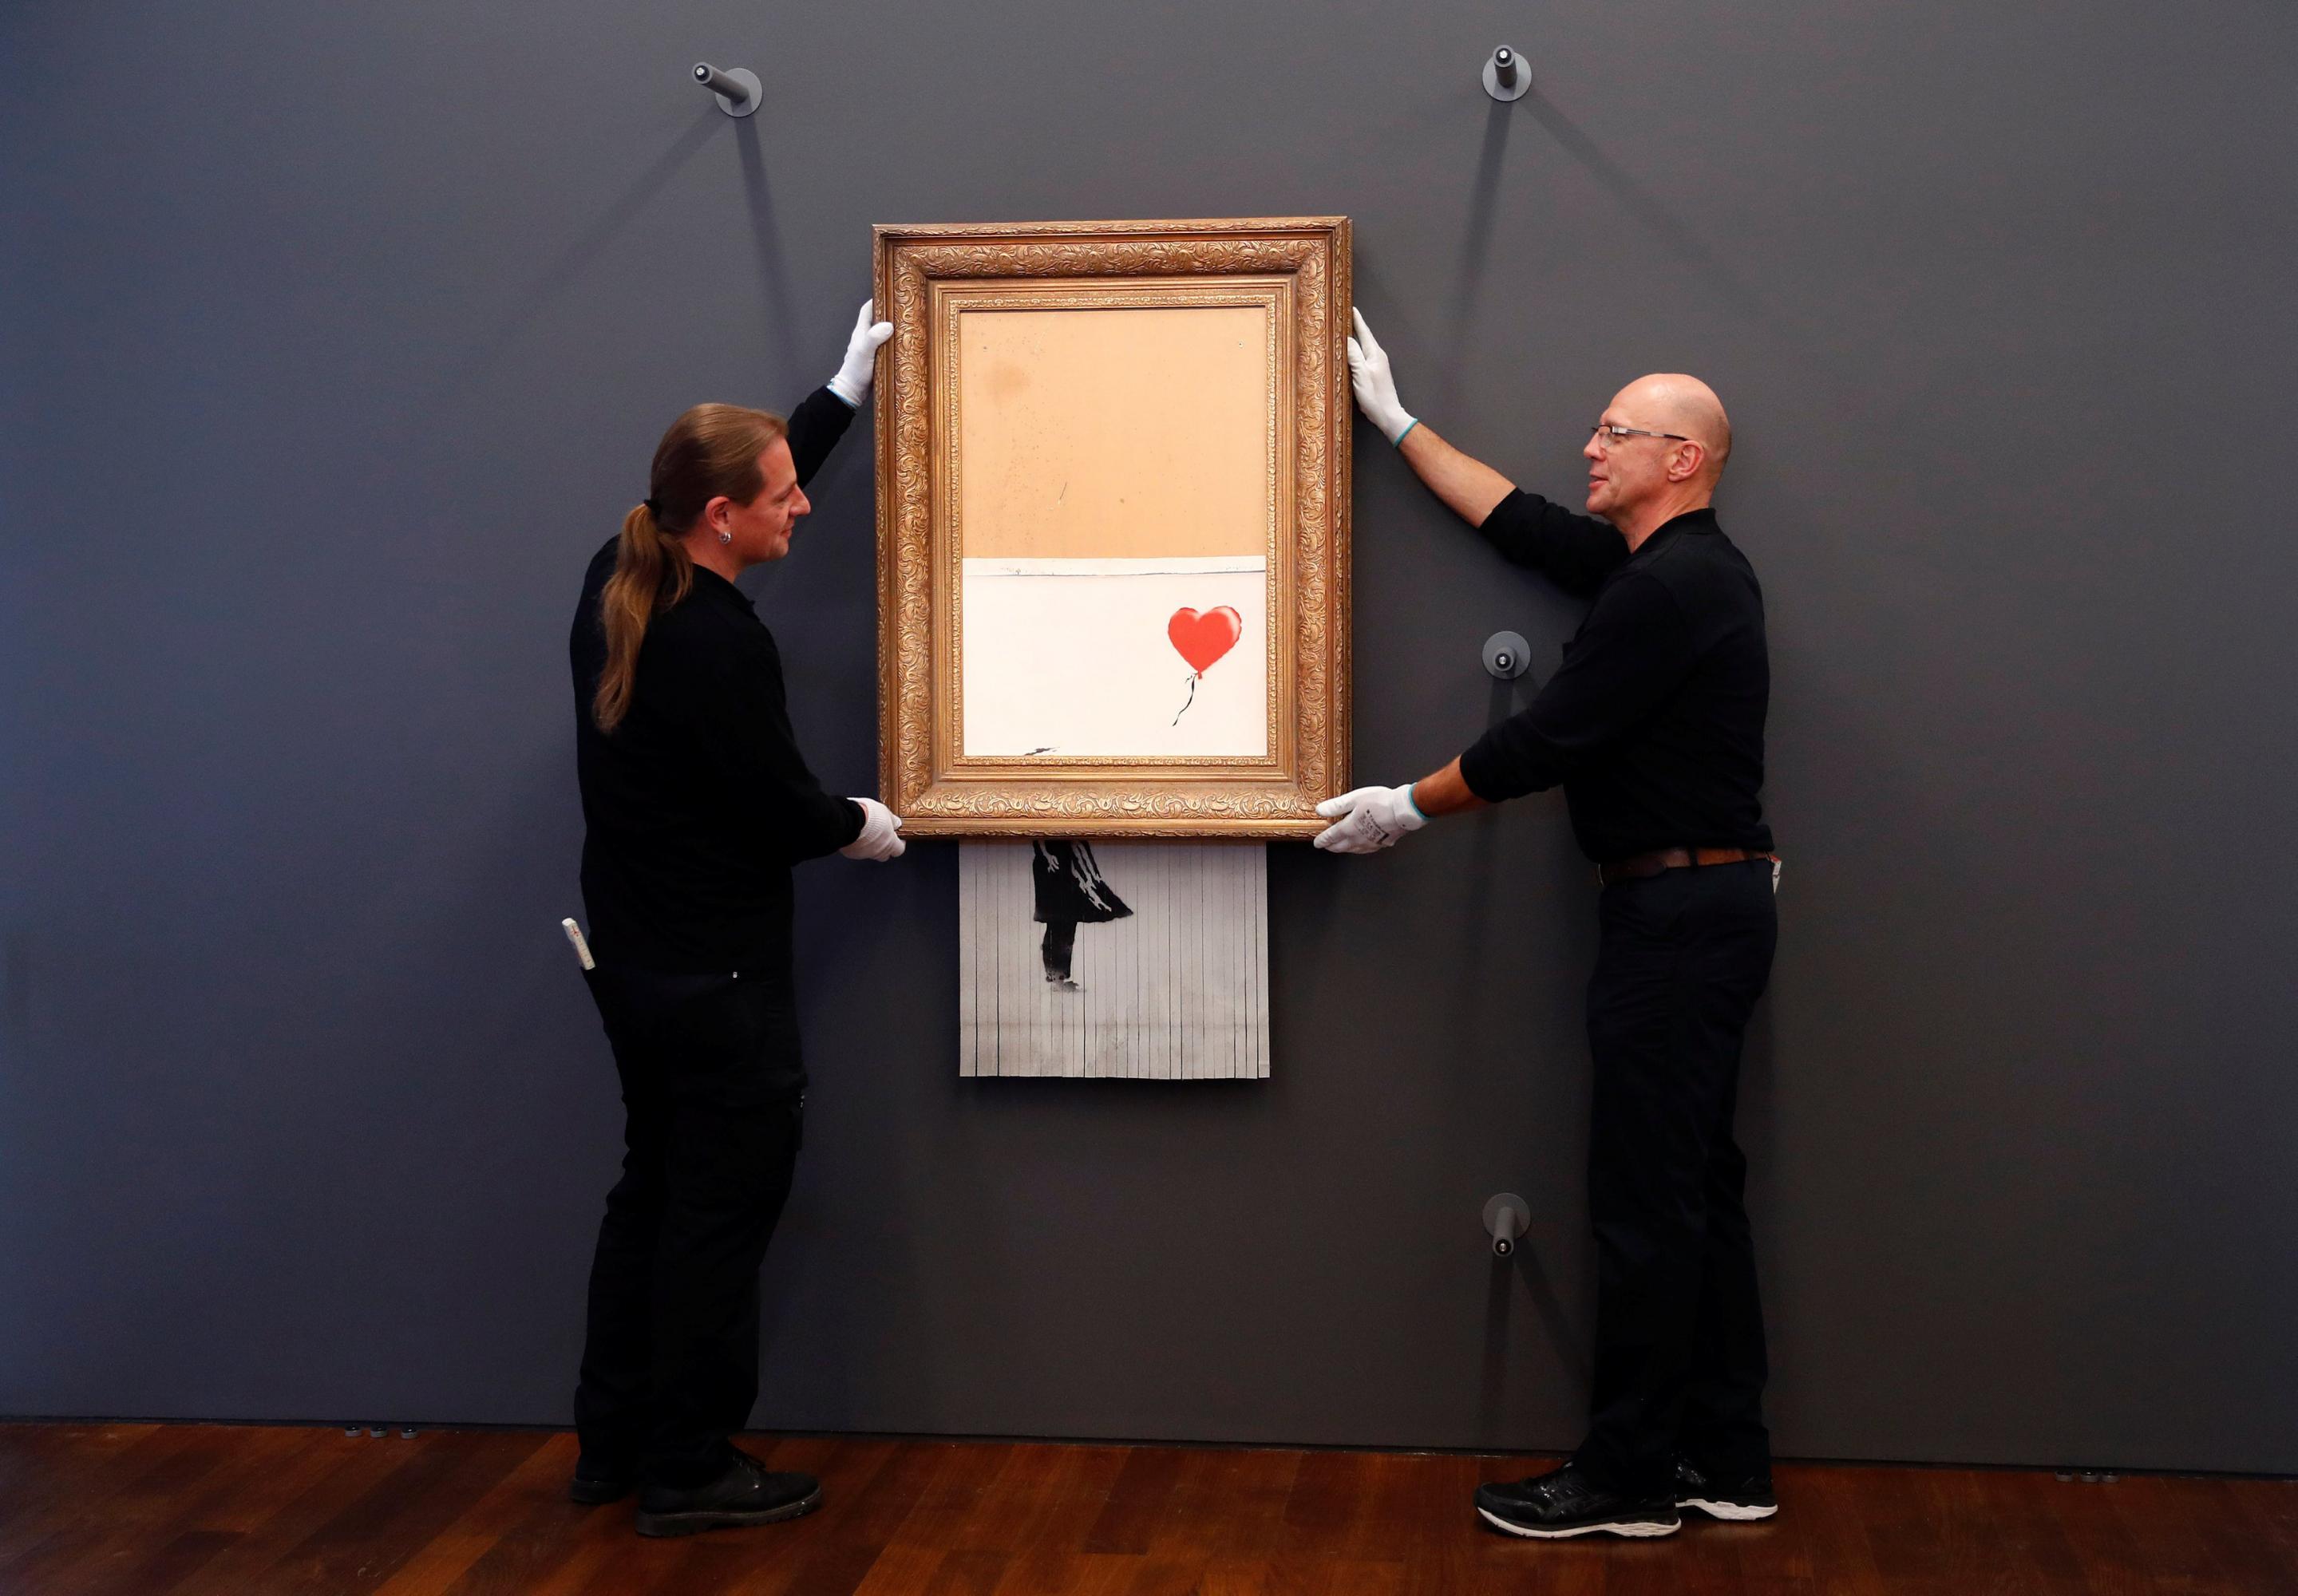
[571,385,864,977]
[1457,491,1773,863]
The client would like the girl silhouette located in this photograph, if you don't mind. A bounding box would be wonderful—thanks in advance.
[1030,841,1132,987]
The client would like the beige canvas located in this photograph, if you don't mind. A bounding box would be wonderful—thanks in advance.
[957,306,1272,560]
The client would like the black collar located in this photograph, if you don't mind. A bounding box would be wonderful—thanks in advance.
[1635,506,1720,555]
[688,563,756,612]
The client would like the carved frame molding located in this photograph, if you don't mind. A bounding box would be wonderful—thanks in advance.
[872,217,1352,837]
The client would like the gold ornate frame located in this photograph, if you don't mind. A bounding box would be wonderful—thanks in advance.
[872,217,1351,837]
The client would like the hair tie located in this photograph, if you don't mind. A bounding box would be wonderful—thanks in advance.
[643,496,661,515]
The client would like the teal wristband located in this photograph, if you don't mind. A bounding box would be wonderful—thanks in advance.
[1401,782,1425,822]
[1392,417,1420,448]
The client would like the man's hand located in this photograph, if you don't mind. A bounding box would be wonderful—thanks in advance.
[827,298,895,408]
[840,797,907,860]
[1312,783,1428,855]
[1347,309,1418,445]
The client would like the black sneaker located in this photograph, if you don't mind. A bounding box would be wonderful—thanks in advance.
[568,1456,635,1505]
[633,1450,821,1539]
[1474,1464,1682,1539]
[1672,1455,1778,1521]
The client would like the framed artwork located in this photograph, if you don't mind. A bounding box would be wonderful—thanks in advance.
[872,217,1352,836]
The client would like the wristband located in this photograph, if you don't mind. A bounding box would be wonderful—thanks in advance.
[1392,417,1420,448]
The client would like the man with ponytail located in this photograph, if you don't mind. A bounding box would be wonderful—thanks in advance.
[565,301,900,1538]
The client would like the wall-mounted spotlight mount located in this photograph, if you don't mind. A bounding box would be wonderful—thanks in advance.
[694,61,761,117]
[1484,631,1531,681]
[1483,46,1531,104]
[1484,1192,1531,1257]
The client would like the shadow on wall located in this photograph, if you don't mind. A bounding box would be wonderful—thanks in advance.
[734,118,798,376]
[1381,81,1857,428]
[1516,90,1858,390]
[1481,1238,1592,1449]
[1432,100,1514,419]
[421,109,726,417]
[1463,667,1596,1446]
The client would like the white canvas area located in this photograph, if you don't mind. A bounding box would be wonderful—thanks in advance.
[959,557,1268,758]
[958,840,1270,1080]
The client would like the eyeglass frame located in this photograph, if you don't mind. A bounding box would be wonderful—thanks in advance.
[1589,421,1691,446]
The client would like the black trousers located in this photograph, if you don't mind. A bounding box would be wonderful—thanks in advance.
[1040,919,1077,981]
[1572,859,1778,1496]
[574,967,805,1487]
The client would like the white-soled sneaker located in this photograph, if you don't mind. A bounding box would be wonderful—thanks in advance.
[1474,1464,1682,1539]
[1672,1455,1778,1521]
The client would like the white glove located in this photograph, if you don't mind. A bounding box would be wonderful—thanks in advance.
[1312,783,1428,854]
[840,797,906,860]
[1347,309,1417,445]
[827,298,894,408]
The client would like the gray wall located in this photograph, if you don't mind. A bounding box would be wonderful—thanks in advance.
[5,0,2293,1473]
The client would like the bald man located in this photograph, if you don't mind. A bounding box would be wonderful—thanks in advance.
[1326,313,1778,1540]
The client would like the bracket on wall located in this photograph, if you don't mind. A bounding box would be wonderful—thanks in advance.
[1483,631,1531,681]
[1484,1192,1531,1256]
[1483,47,1531,103]
[693,61,761,117]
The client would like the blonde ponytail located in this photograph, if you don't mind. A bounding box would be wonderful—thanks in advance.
[594,501,692,733]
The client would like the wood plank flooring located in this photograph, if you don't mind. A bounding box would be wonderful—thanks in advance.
[0,1424,2291,1595]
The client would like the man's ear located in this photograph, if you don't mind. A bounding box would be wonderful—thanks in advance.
[1667,440,1707,483]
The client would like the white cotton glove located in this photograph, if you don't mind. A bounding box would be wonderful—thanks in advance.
[1347,309,1418,446]
[827,298,895,408]
[840,797,906,861]
[1312,783,1428,855]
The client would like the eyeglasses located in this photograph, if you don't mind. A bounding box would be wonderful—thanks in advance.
[1589,422,1691,446]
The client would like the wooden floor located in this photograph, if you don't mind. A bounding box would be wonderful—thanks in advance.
[2,1424,2292,1595]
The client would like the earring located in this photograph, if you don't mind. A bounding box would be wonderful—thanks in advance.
[718,530,733,545]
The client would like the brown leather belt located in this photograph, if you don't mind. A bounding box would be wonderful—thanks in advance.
[1597,847,1778,887]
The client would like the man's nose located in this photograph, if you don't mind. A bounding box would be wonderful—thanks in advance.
[792,489,810,516]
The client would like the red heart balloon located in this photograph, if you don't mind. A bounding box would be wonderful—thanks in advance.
[1168,606,1243,675]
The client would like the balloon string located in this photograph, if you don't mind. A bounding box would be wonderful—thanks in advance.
[1172,672,1199,725]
